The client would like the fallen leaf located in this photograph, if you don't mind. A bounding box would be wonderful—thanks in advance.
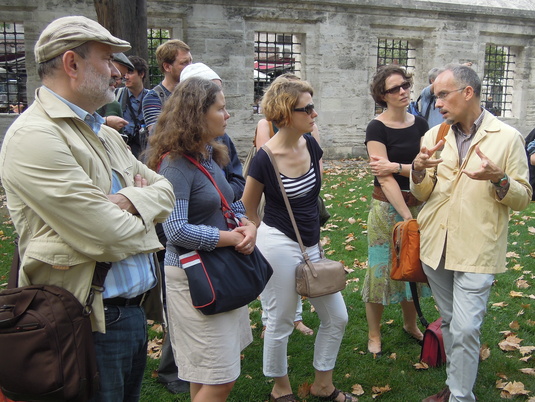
[509,291,524,298]
[502,380,531,397]
[348,217,356,224]
[389,353,397,360]
[520,368,535,376]
[516,279,530,289]
[297,381,311,398]
[413,361,429,370]
[480,344,491,360]
[519,346,535,356]
[351,383,365,396]
[509,321,520,330]
[492,302,508,308]
[371,385,391,399]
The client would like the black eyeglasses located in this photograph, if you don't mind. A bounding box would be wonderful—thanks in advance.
[293,104,315,115]
[383,81,411,95]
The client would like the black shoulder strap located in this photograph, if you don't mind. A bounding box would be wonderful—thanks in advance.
[153,84,169,104]
[410,282,429,328]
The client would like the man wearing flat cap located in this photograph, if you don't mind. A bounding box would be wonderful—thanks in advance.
[0,15,175,402]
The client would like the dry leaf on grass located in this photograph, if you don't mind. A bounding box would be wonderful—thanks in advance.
[492,302,508,308]
[480,344,491,360]
[509,321,520,330]
[519,346,535,356]
[389,353,397,360]
[499,380,531,398]
[510,291,524,298]
[516,279,530,289]
[371,384,391,399]
[520,368,535,376]
[351,383,365,396]
[413,361,429,370]
[499,334,523,352]
[297,382,311,398]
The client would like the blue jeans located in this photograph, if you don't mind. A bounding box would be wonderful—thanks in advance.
[89,305,148,402]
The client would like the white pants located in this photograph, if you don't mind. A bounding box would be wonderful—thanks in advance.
[258,224,348,377]
[423,258,494,402]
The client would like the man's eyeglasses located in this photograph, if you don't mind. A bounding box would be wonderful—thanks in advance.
[383,81,411,95]
[293,104,315,115]
[435,87,466,100]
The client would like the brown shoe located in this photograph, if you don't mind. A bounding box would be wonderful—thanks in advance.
[422,387,450,402]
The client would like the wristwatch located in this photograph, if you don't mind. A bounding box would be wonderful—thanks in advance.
[491,173,509,188]
[397,163,402,174]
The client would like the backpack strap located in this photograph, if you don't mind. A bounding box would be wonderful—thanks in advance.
[436,122,450,145]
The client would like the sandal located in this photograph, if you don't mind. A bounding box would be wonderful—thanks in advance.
[269,393,297,401]
[294,320,314,336]
[315,388,357,402]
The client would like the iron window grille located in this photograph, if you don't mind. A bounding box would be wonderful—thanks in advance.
[0,22,26,114]
[147,28,171,87]
[482,44,515,117]
[375,39,416,114]
[254,32,302,113]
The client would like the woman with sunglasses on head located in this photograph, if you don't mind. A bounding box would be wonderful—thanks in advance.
[242,79,354,402]
[363,64,431,358]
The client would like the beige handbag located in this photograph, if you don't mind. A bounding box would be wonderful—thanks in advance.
[262,145,346,298]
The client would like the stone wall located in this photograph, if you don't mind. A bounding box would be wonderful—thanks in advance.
[2,0,535,159]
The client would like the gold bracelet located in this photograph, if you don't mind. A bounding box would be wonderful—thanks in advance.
[248,220,257,228]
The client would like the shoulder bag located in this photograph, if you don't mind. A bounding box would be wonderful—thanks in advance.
[390,122,450,284]
[178,155,273,315]
[262,145,346,298]
[0,241,110,401]
[409,283,446,367]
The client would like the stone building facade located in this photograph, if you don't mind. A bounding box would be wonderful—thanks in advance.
[2,0,535,158]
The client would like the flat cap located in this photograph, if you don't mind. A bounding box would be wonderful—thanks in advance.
[180,63,221,82]
[35,16,131,63]
[112,53,134,70]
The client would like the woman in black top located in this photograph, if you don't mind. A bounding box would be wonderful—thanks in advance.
[363,65,431,357]
[242,79,354,402]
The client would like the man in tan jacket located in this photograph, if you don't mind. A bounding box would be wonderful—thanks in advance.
[0,16,175,401]
[411,64,531,402]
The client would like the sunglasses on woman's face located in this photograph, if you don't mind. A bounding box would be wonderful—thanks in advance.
[293,104,315,115]
[383,81,411,95]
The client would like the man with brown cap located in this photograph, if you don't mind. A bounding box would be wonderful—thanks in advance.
[0,16,175,402]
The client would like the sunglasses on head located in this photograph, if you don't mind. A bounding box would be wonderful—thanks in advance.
[383,81,411,95]
[293,104,315,115]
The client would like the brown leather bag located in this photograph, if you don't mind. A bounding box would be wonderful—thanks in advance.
[390,122,451,284]
[390,219,427,283]
[262,145,346,298]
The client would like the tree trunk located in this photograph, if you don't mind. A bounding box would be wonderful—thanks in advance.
[93,0,148,65]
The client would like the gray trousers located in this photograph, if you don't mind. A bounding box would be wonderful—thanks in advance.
[423,258,494,402]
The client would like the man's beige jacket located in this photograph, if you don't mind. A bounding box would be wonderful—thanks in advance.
[411,111,532,274]
[0,88,175,332]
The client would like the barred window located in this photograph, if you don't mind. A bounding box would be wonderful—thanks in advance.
[254,32,302,113]
[482,44,515,117]
[0,22,26,114]
[147,28,171,87]
[375,39,416,113]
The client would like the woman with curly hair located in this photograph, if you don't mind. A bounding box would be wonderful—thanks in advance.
[363,65,431,357]
[146,77,255,401]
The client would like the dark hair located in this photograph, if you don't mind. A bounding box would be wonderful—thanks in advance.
[127,55,149,80]
[37,41,92,80]
[146,77,229,170]
[370,64,413,108]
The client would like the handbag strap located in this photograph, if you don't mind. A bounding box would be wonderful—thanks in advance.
[409,282,429,328]
[183,154,232,212]
[182,154,241,230]
[261,145,321,266]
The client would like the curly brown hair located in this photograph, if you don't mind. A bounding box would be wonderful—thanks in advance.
[370,65,413,108]
[145,77,229,171]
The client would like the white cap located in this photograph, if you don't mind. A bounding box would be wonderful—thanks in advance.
[180,62,221,82]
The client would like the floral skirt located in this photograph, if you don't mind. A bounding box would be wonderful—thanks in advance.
[362,199,431,304]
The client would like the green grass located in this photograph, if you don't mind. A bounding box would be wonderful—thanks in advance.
[1,160,534,401]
